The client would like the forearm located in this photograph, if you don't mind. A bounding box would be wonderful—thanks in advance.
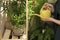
[52,18,60,25]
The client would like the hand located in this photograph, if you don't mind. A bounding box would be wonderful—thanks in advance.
[41,17,54,22]
[42,17,60,25]
[43,3,54,13]
[43,3,53,8]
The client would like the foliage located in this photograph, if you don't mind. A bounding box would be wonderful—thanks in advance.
[3,0,26,29]
[28,0,55,40]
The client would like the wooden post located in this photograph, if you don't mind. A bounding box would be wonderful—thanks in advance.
[26,0,28,40]
[0,11,5,40]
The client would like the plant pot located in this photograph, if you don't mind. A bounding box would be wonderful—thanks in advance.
[12,27,24,36]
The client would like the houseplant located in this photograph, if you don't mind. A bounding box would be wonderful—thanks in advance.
[3,0,26,36]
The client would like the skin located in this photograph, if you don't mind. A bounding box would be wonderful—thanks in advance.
[41,17,60,25]
[42,3,54,13]
[42,3,60,25]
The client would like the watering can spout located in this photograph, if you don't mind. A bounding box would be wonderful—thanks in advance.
[32,14,40,17]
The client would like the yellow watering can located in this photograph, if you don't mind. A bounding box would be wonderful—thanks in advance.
[32,7,51,19]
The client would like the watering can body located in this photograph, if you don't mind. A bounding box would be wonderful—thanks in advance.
[40,8,51,19]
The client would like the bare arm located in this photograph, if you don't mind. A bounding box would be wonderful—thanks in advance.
[51,18,60,25]
[41,18,60,25]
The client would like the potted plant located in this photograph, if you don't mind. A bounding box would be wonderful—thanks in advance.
[3,0,26,36]
[11,14,25,36]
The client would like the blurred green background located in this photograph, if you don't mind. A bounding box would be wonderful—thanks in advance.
[28,0,55,40]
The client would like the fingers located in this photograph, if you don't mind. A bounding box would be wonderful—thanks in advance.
[42,3,54,12]
[42,3,49,9]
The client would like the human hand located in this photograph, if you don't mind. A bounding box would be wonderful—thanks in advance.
[42,3,54,13]
[41,17,54,22]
